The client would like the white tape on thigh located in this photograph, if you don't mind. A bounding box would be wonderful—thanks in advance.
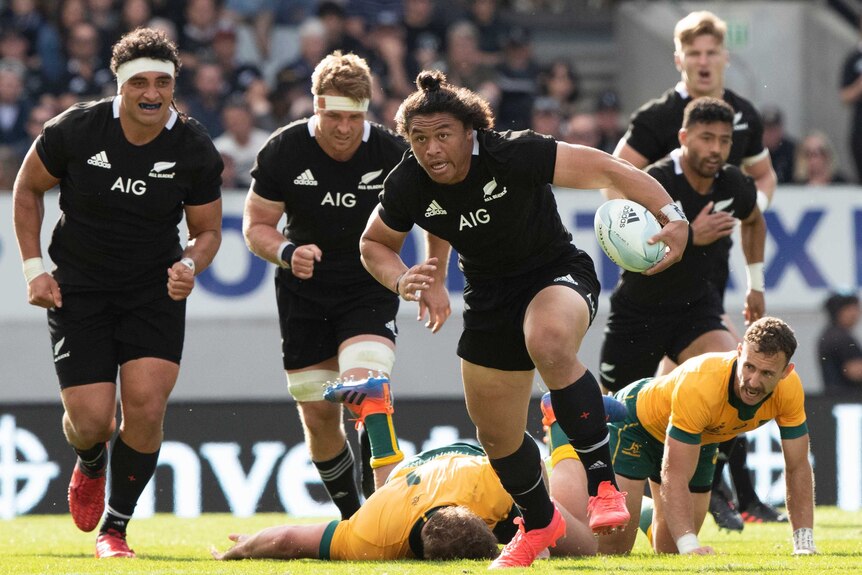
[339,341,395,376]
[286,369,339,402]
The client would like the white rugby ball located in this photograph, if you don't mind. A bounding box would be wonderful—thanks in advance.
[594,199,666,272]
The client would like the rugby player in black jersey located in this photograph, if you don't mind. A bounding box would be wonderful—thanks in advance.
[600,97,766,401]
[607,10,783,528]
[613,11,776,208]
[243,51,448,519]
[359,70,689,569]
[13,28,223,558]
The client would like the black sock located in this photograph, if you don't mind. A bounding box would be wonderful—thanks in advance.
[100,436,159,535]
[712,438,736,492]
[358,426,375,500]
[551,371,616,495]
[488,433,554,530]
[74,443,107,477]
[728,435,758,510]
[314,443,361,519]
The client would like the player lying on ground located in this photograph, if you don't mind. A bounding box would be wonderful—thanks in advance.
[212,435,621,562]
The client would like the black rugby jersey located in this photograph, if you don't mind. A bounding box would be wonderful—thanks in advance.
[378,129,576,281]
[38,97,222,292]
[612,150,756,309]
[624,84,766,168]
[251,117,407,284]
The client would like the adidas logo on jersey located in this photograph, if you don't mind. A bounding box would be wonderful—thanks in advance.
[588,460,608,471]
[425,200,447,217]
[553,274,578,285]
[293,169,318,186]
[87,151,111,169]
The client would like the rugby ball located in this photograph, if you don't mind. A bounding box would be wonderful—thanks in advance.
[594,199,666,272]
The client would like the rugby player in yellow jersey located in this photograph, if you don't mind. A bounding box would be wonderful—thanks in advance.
[211,443,599,562]
[594,317,816,556]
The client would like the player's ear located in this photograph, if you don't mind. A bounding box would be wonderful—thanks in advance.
[781,361,795,380]
[678,128,687,148]
[673,50,683,72]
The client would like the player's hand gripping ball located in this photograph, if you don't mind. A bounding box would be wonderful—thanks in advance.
[594,199,667,272]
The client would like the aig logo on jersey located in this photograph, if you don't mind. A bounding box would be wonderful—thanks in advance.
[111,177,147,195]
[460,209,490,231]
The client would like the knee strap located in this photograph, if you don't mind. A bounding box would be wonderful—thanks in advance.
[339,341,395,376]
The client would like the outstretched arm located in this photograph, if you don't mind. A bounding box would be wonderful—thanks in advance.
[782,434,816,554]
[659,437,714,555]
[212,522,331,560]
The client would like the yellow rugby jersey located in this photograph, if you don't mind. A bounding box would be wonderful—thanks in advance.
[631,351,808,445]
[323,452,514,560]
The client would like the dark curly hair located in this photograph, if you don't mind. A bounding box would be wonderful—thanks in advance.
[395,70,494,137]
[744,317,797,364]
[111,27,183,120]
[110,27,181,76]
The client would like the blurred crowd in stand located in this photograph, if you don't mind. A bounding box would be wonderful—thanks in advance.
[0,0,859,188]
[0,0,626,188]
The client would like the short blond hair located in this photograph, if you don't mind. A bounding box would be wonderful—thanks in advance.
[674,10,727,52]
[311,50,372,101]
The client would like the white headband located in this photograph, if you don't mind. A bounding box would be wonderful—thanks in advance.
[314,95,369,112]
[116,58,176,90]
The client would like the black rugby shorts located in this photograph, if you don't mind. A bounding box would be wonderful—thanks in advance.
[47,289,186,388]
[598,293,726,392]
[457,250,600,371]
[275,274,398,370]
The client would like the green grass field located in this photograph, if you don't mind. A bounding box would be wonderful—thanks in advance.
[1,508,860,575]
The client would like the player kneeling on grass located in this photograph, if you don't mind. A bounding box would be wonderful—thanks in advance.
[595,317,817,556]
[212,443,599,562]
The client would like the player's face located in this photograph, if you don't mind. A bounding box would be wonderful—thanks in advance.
[681,121,732,178]
[734,342,793,405]
[120,71,175,128]
[675,34,728,98]
[315,105,366,161]
[407,113,473,185]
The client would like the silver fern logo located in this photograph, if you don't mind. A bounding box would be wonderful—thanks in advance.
[53,337,70,363]
[149,161,176,179]
[358,169,385,190]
